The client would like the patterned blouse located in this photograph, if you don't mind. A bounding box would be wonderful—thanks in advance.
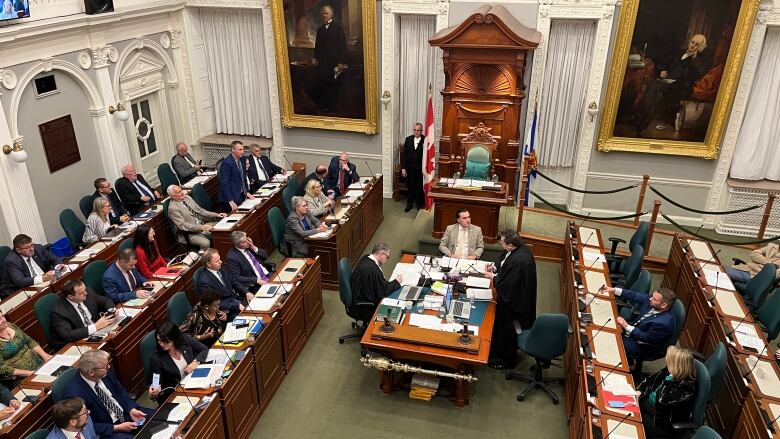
[179,304,227,347]
[83,212,111,244]
[0,323,44,377]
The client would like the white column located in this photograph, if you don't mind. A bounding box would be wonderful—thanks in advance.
[167,20,200,145]
[91,45,132,180]
[261,0,286,165]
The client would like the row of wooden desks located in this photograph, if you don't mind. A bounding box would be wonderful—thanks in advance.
[664,234,780,438]
[562,223,646,439]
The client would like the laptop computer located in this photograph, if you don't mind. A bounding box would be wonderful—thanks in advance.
[398,285,423,301]
[444,289,471,321]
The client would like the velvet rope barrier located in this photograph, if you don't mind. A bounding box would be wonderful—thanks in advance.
[530,190,649,221]
[649,185,763,215]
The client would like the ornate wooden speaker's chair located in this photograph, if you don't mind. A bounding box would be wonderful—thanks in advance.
[455,123,498,181]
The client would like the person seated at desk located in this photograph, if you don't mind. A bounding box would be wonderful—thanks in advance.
[0,310,52,380]
[83,198,117,244]
[226,231,270,295]
[147,322,208,405]
[247,143,283,192]
[637,346,697,438]
[726,242,780,283]
[102,249,153,304]
[198,249,248,320]
[0,382,21,422]
[283,196,328,257]
[167,185,226,250]
[218,140,254,212]
[324,152,359,197]
[302,179,335,217]
[350,243,402,322]
[50,279,116,350]
[297,164,330,197]
[171,142,203,183]
[438,208,484,260]
[115,164,161,215]
[180,289,227,347]
[90,178,130,225]
[47,397,99,439]
[132,224,166,279]
[0,233,63,298]
[603,286,677,366]
[65,349,155,439]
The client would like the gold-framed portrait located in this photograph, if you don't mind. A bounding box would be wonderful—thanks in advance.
[597,0,758,158]
[270,0,377,134]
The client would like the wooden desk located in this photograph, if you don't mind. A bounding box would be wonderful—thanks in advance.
[428,179,510,244]
[0,388,51,439]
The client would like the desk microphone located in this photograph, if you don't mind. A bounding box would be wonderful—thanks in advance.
[603,412,633,439]
[682,223,704,252]
[575,258,600,286]
[707,271,721,304]
[582,232,595,247]
[175,381,201,412]
[413,256,434,287]
[695,249,722,275]
[216,338,238,370]
[766,410,780,433]
[15,385,40,403]
[282,155,295,174]
[742,345,769,380]
[726,311,753,338]
[581,318,612,358]
[364,160,375,177]
[593,361,623,392]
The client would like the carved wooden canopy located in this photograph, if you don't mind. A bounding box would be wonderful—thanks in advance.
[429,5,541,50]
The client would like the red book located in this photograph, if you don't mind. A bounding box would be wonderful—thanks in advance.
[154,266,183,279]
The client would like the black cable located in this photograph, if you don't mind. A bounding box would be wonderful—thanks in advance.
[533,168,639,194]
[530,190,649,221]
[661,213,780,246]
[649,185,763,215]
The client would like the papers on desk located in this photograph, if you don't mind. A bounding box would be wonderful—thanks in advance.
[257,283,293,298]
[587,297,615,328]
[438,257,491,272]
[248,295,281,312]
[340,190,364,203]
[212,214,244,231]
[309,228,334,239]
[221,323,249,344]
[601,373,636,396]
[408,313,479,335]
[272,170,295,183]
[732,323,765,352]
[166,403,193,422]
[415,255,430,265]
[466,288,492,301]
[0,289,37,313]
[0,388,40,425]
[37,354,79,376]
[325,207,349,221]
[181,363,224,389]
[32,280,51,288]
[151,424,179,439]
[591,330,622,367]
[703,268,735,291]
[237,198,263,210]
[182,175,210,189]
[453,179,488,188]
[465,276,490,289]
[582,251,606,265]
[391,263,423,286]
[116,307,143,318]
[348,181,368,190]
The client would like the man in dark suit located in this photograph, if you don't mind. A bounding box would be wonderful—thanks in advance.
[283,196,328,257]
[90,178,130,225]
[198,248,248,320]
[247,144,283,192]
[605,285,677,365]
[484,230,537,369]
[226,231,270,295]
[114,164,161,215]
[171,142,203,183]
[311,4,348,112]
[350,243,402,322]
[324,152,359,197]
[0,234,63,298]
[50,279,116,350]
[218,140,254,212]
[297,164,330,197]
[102,249,152,303]
[65,349,154,439]
[402,123,425,212]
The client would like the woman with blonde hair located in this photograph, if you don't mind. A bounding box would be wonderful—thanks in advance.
[83,198,115,244]
[302,178,334,217]
[637,345,697,437]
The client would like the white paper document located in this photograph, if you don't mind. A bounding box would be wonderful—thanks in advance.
[466,288,493,301]
[181,363,223,389]
[248,296,280,312]
[212,214,244,231]
[309,229,333,239]
[703,268,735,291]
[37,355,79,376]
[151,424,179,439]
[167,403,193,422]
[342,190,364,200]
[582,251,606,265]
[465,276,491,288]
[0,290,37,313]
[731,321,765,352]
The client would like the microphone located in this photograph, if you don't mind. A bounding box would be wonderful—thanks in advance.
[413,256,433,287]
[175,381,201,412]
[726,311,753,338]
[603,412,633,439]
[575,258,600,286]
[743,345,769,380]
[582,232,595,247]
[766,410,780,433]
[15,385,40,403]
[683,223,704,252]
[695,249,722,275]
[364,160,375,178]
[282,155,295,173]
[592,361,623,394]
[577,213,592,231]
[216,339,238,370]
[581,318,612,358]
[707,270,721,304]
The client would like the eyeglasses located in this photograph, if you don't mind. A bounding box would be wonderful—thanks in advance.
[78,409,91,417]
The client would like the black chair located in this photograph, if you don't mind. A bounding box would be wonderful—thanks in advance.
[506,314,570,404]
[609,245,644,288]
[606,221,649,270]
[337,258,374,344]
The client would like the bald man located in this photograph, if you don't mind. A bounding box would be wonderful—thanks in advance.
[114,164,161,214]
[324,152,359,197]
[172,142,203,183]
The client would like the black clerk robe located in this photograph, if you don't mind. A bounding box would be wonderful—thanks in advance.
[494,244,538,329]
[350,255,400,308]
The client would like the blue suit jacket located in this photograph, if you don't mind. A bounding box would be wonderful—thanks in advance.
[46,418,98,439]
[64,370,141,438]
[620,288,676,360]
[225,247,269,293]
[0,244,62,297]
[102,262,148,303]
[197,268,245,315]
[218,156,250,206]
[323,156,359,197]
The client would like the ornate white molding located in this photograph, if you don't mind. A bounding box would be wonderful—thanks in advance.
[260,3,285,165]
[91,45,118,69]
[78,51,92,69]
[112,38,178,100]
[160,33,172,49]
[0,70,17,90]
[90,108,108,117]
[186,0,262,8]
[168,13,200,144]
[169,30,184,49]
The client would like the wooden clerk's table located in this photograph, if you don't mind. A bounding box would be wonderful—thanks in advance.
[562,224,646,439]
[360,253,495,408]
[428,179,510,244]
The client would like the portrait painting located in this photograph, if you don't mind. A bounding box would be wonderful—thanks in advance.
[270,0,377,134]
[597,0,758,158]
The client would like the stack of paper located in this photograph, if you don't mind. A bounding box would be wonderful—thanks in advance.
[238,198,263,210]
[465,276,490,288]
[410,374,440,401]
[703,268,735,291]
[247,295,280,312]
[309,228,334,239]
[348,181,368,190]
[340,190,364,203]
[466,288,492,301]
[37,355,79,377]
[423,294,444,310]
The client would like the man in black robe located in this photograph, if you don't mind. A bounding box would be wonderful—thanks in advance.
[402,123,425,212]
[484,230,537,369]
[350,243,402,322]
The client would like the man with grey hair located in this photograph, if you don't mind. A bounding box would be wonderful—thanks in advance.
[166,185,225,249]
[350,243,403,322]
[197,248,247,319]
[65,349,154,438]
[171,142,203,183]
[247,143,283,192]
[283,196,327,257]
[114,164,161,214]
[324,152,359,197]
[226,230,271,295]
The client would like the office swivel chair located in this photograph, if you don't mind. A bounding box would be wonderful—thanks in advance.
[609,245,644,288]
[338,257,375,344]
[191,182,213,211]
[157,163,180,198]
[33,293,58,347]
[59,208,86,251]
[757,288,780,341]
[690,426,721,439]
[739,264,776,311]
[633,299,685,378]
[666,360,711,436]
[506,314,569,404]
[605,221,649,271]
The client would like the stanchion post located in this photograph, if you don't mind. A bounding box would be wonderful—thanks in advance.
[646,200,661,255]
[634,175,650,226]
[757,192,776,240]
[517,155,530,233]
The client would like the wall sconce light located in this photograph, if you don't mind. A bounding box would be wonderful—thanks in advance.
[587,101,599,122]
[108,102,130,121]
[380,90,391,108]
[2,142,28,164]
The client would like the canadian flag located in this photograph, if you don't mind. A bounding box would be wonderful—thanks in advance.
[422,90,435,210]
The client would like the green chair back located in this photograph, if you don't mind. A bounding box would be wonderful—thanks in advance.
[51,367,78,402]
[268,207,285,249]
[168,291,192,326]
[79,195,93,219]
[629,221,649,251]
[157,163,180,198]
[34,293,59,346]
[628,269,652,295]
[24,429,50,439]
[286,177,300,197]
[690,360,711,427]
[59,209,86,250]
[705,342,726,403]
[282,185,295,216]
[191,182,213,211]
[743,263,777,308]
[464,145,491,180]
[119,238,134,252]
[669,299,686,350]
[83,260,107,296]
[0,245,10,282]
[691,426,722,439]
[758,288,780,340]
[622,245,644,287]
[338,258,353,309]
[516,314,569,360]
[193,267,204,296]
[140,330,157,384]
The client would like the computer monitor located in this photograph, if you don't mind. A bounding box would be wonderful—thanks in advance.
[0,0,30,22]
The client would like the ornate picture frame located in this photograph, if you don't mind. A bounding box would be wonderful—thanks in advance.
[597,0,758,159]
[270,0,378,134]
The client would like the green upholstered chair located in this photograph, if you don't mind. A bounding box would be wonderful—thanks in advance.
[59,209,86,251]
[757,288,780,340]
[691,426,722,439]
[34,293,59,346]
[618,269,652,320]
[634,299,685,376]
[191,182,213,211]
[193,267,204,296]
[338,257,374,344]
[606,221,649,271]
[51,367,78,402]
[463,144,491,180]
[286,176,300,197]
[738,264,776,310]
[506,313,569,404]
[83,260,107,296]
[705,342,726,404]
[610,245,643,288]
[157,163,180,198]
[282,185,295,216]
[79,194,93,219]
[268,207,292,257]
[669,360,711,435]
[168,291,193,326]
[0,246,10,283]
[163,198,191,247]
[119,238,134,252]
[24,429,50,439]
[140,330,157,384]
